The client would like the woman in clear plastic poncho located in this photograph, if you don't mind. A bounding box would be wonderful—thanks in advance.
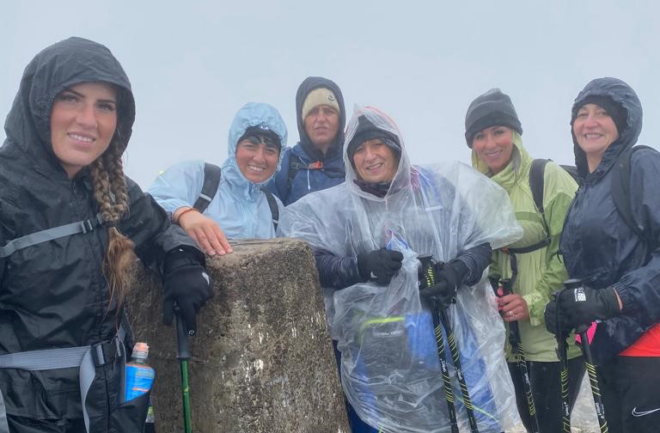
[279,106,523,433]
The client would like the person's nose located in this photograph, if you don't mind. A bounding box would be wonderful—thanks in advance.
[483,133,497,149]
[583,113,599,128]
[75,103,98,129]
[363,146,377,161]
[253,146,267,163]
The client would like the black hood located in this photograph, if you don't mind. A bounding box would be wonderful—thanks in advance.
[295,76,346,161]
[3,37,136,177]
[570,77,642,180]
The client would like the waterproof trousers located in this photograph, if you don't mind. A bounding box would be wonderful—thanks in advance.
[597,355,660,433]
[508,357,585,433]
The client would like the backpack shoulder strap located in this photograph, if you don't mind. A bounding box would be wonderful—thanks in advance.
[611,146,652,240]
[287,153,304,193]
[262,189,279,231]
[529,159,549,216]
[0,214,104,258]
[193,163,221,213]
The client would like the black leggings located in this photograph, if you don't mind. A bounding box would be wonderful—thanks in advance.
[508,357,585,433]
[597,356,660,433]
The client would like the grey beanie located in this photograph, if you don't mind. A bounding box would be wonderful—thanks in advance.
[464,88,522,147]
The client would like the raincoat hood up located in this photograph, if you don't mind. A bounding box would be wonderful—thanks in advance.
[280,106,523,432]
[4,36,136,178]
[571,77,643,182]
[224,101,288,189]
[0,37,197,423]
[561,77,660,363]
[148,102,287,239]
[295,76,346,161]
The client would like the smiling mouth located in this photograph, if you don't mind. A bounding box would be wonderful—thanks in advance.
[483,149,502,158]
[247,165,266,173]
[365,162,384,171]
[68,133,95,143]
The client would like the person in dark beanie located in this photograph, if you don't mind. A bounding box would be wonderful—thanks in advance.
[266,76,346,205]
[280,105,523,432]
[466,88,584,432]
[546,78,660,433]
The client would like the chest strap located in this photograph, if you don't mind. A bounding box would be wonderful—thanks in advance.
[0,327,125,433]
[0,214,104,259]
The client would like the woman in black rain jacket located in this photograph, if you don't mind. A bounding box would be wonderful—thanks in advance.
[0,37,212,432]
[546,77,660,432]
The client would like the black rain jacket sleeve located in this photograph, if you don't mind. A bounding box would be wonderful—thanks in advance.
[560,77,660,363]
[314,243,491,290]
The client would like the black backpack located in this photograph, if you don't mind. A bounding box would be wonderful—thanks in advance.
[529,145,655,246]
[193,163,279,231]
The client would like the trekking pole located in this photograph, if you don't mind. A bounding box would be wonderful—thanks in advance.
[493,278,541,433]
[563,279,609,433]
[420,257,480,433]
[419,256,460,433]
[439,308,479,433]
[551,290,573,433]
[175,306,193,433]
[496,252,542,433]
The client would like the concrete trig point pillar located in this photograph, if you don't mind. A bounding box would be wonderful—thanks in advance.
[129,238,350,433]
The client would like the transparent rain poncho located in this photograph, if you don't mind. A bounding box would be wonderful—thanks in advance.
[279,106,523,432]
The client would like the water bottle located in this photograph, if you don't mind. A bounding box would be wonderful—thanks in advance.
[125,342,155,402]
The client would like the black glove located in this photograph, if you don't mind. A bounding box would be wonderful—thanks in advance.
[357,249,404,285]
[163,248,213,336]
[544,296,573,336]
[545,285,620,334]
[419,260,468,308]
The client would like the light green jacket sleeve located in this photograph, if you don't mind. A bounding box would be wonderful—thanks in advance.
[522,163,577,326]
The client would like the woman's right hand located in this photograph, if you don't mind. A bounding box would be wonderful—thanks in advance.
[176,208,233,256]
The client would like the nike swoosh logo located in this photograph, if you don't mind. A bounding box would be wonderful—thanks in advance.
[632,407,660,417]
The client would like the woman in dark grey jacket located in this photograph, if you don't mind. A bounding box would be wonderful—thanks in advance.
[0,37,212,432]
[546,77,660,433]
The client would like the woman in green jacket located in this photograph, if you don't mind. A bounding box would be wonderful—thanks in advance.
[464,88,585,433]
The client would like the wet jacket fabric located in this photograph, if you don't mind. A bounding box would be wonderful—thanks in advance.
[148,103,286,239]
[472,133,582,362]
[560,77,660,364]
[280,106,523,432]
[0,37,197,421]
[266,77,346,205]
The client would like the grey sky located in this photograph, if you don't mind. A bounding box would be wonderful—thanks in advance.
[2,1,658,188]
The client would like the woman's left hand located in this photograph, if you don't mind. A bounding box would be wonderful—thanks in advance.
[497,293,530,322]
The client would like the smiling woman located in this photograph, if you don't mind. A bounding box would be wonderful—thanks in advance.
[50,82,118,178]
[550,77,660,433]
[235,130,281,183]
[149,102,287,254]
[0,37,212,433]
[465,88,584,433]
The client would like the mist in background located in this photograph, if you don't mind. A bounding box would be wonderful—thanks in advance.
[1,1,658,188]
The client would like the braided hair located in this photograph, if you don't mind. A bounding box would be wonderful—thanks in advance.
[90,98,137,312]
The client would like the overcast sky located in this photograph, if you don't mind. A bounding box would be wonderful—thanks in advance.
[1,1,658,189]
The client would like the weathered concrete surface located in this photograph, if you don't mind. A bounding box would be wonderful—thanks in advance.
[128,238,350,433]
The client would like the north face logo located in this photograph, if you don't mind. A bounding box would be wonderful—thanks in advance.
[327,94,336,102]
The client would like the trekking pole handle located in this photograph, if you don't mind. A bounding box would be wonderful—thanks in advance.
[174,305,192,361]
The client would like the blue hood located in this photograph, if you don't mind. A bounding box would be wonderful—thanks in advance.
[223,102,288,189]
